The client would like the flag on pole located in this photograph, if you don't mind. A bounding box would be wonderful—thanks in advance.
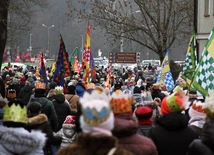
[181,32,197,87]
[156,50,175,91]
[39,52,48,85]
[53,36,72,86]
[192,28,214,96]
[105,64,112,88]
[73,54,80,74]
[70,47,79,66]
[90,52,96,82]
[50,61,56,77]
[83,21,91,83]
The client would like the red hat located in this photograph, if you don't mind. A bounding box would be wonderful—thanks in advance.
[135,106,153,125]
[20,76,26,82]
[63,115,76,124]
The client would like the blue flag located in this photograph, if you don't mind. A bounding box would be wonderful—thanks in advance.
[53,38,65,86]
[156,50,175,91]
[39,53,48,85]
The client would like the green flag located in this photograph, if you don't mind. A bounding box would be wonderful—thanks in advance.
[192,28,214,96]
[69,47,79,66]
[181,31,197,88]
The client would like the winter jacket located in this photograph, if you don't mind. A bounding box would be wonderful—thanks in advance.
[151,89,166,101]
[188,118,214,155]
[18,85,33,105]
[52,94,74,131]
[112,113,158,155]
[137,124,153,137]
[55,123,76,147]
[28,97,58,132]
[64,94,79,112]
[148,112,199,155]
[0,126,46,155]
[56,133,133,155]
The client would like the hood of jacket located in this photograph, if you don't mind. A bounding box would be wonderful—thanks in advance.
[0,126,46,154]
[112,113,138,137]
[53,94,65,104]
[23,85,33,92]
[157,112,188,131]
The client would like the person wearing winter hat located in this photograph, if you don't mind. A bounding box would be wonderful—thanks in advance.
[0,99,46,154]
[110,90,158,155]
[65,81,80,113]
[18,80,34,106]
[55,115,77,148]
[188,91,214,155]
[75,80,86,97]
[151,83,166,101]
[56,90,132,155]
[148,90,198,155]
[135,106,153,137]
[188,101,206,137]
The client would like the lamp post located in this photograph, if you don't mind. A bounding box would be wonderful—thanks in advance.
[42,24,54,57]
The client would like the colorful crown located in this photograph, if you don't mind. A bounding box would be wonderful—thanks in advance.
[35,82,46,89]
[3,103,27,124]
[205,90,214,119]
[55,86,63,94]
[192,100,205,113]
[110,90,132,114]
[80,90,111,126]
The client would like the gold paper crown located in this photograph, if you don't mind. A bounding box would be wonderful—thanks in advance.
[110,90,132,114]
[55,86,63,94]
[35,82,46,89]
[3,103,27,124]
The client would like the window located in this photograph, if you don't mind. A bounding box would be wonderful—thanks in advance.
[204,0,210,17]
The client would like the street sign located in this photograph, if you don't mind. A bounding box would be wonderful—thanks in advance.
[109,52,136,63]
[109,52,141,64]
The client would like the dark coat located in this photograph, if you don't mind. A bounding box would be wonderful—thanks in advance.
[52,94,74,131]
[28,97,58,132]
[18,85,33,105]
[56,133,133,155]
[137,125,153,137]
[148,112,199,155]
[151,89,166,101]
[112,113,158,155]
[188,118,214,155]
[0,79,5,98]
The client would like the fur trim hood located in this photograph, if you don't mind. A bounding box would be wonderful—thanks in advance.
[27,114,48,125]
[0,126,46,154]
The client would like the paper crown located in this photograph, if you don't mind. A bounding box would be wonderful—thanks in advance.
[205,91,214,119]
[35,82,46,89]
[110,90,132,114]
[55,86,63,95]
[80,90,111,126]
[191,101,205,113]
[3,103,27,124]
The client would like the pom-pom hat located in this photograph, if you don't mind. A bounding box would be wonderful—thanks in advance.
[161,87,189,115]
[80,90,114,136]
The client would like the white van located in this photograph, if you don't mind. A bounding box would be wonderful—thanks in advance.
[142,60,161,67]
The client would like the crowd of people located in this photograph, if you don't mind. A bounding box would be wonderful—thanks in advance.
[0,62,213,155]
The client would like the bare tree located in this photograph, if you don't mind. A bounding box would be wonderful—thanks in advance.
[67,0,194,62]
[0,0,48,69]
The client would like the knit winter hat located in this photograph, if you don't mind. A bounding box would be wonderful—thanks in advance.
[188,100,206,128]
[110,90,132,114]
[64,115,76,124]
[161,89,189,115]
[80,90,114,136]
[204,90,214,119]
